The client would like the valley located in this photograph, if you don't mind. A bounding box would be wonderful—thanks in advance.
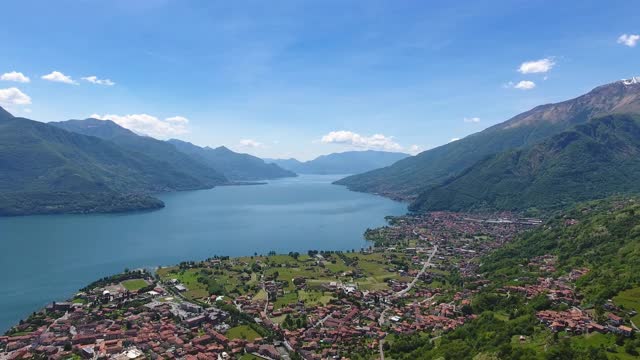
[2,3,640,359]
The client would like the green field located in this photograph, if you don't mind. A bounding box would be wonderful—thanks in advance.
[253,289,268,301]
[226,325,261,341]
[614,287,640,324]
[298,290,333,306]
[157,251,428,304]
[572,333,639,360]
[239,354,262,360]
[157,268,209,299]
[273,292,298,309]
[121,279,149,291]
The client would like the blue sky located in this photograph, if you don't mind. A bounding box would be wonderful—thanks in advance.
[0,0,638,160]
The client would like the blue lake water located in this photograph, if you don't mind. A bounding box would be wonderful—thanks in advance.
[0,175,406,331]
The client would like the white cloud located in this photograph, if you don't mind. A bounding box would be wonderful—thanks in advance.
[41,71,77,84]
[0,87,32,106]
[165,116,189,124]
[514,80,536,90]
[239,139,262,148]
[320,130,403,152]
[518,58,555,74]
[408,144,423,155]
[463,117,481,123]
[449,138,460,143]
[618,34,640,47]
[82,75,115,86]
[1,71,30,83]
[89,113,189,138]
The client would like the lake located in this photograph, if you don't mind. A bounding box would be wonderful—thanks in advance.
[0,175,406,331]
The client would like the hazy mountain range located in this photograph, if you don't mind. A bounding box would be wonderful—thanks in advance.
[0,113,295,215]
[3,78,640,215]
[265,150,410,175]
[51,118,228,186]
[168,139,296,181]
[336,78,640,211]
[0,115,178,215]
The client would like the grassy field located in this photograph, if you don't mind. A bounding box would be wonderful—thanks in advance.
[273,292,298,309]
[298,290,333,306]
[239,354,262,360]
[253,289,268,301]
[157,268,208,299]
[226,325,261,341]
[614,287,640,324]
[270,314,287,325]
[121,279,149,291]
[157,251,430,303]
[572,333,639,360]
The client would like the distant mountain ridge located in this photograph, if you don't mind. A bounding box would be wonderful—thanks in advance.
[336,79,640,201]
[0,112,210,215]
[51,118,227,187]
[411,113,640,212]
[168,139,296,181]
[266,150,410,175]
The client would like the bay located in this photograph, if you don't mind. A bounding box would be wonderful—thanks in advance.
[0,175,405,331]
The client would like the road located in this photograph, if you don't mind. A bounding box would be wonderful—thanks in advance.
[392,245,438,298]
[314,312,335,328]
[378,245,438,359]
[378,305,390,326]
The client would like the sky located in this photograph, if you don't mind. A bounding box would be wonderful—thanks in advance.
[0,0,638,160]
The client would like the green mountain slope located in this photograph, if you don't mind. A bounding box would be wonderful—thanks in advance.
[168,139,296,181]
[411,114,640,212]
[51,119,227,186]
[391,198,640,360]
[266,150,410,175]
[0,113,231,215]
[483,197,640,303]
[336,80,640,200]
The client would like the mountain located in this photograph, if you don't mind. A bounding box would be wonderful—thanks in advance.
[0,114,218,215]
[336,79,640,200]
[51,119,227,186]
[167,139,296,181]
[411,114,640,212]
[265,158,304,171]
[0,106,13,121]
[266,150,410,175]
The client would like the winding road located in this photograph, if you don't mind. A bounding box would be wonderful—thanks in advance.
[392,245,438,298]
[378,245,438,359]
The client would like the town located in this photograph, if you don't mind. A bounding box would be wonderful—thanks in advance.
[2,211,638,359]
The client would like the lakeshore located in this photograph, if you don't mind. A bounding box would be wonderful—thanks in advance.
[5,207,640,359]
[1,211,541,359]
[0,175,406,333]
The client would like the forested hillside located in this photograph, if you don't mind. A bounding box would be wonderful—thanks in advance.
[411,114,640,213]
[336,81,640,202]
[387,198,640,359]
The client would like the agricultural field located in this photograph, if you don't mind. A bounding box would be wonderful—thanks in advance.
[121,279,149,291]
[157,250,422,305]
[614,287,640,324]
[226,325,261,341]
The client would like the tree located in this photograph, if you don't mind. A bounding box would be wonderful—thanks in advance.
[625,339,638,356]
